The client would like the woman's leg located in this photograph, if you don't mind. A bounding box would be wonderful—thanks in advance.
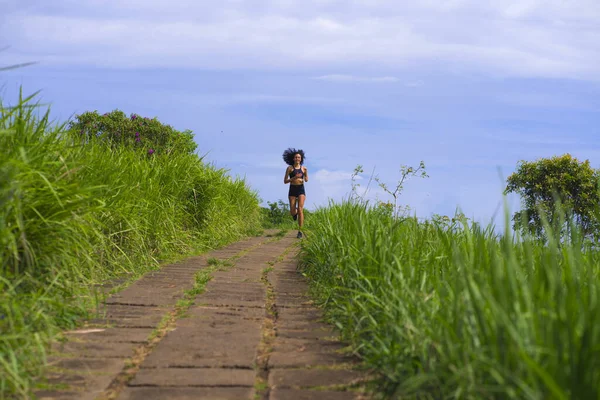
[288,196,297,218]
[297,194,306,228]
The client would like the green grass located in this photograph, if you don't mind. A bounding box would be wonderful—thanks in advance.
[0,89,263,398]
[207,257,235,268]
[298,200,600,399]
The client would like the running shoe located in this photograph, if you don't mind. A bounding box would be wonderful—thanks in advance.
[293,213,298,221]
[297,231,303,239]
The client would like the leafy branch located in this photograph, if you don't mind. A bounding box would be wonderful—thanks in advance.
[375,161,428,219]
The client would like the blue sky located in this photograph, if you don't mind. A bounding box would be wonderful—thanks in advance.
[2,0,599,228]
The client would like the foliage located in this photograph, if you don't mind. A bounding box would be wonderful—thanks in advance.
[299,201,600,399]
[505,154,600,241]
[374,161,428,218]
[67,109,197,156]
[261,200,290,227]
[260,199,311,228]
[350,164,366,200]
[430,210,470,232]
[351,161,429,219]
[0,89,261,397]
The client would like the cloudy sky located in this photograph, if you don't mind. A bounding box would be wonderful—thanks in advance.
[1,0,599,228]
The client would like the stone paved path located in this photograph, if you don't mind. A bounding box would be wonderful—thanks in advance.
[35,231,369,400]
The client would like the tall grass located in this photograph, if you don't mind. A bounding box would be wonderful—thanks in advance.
[299,200,600,399]
[0,90,262,397]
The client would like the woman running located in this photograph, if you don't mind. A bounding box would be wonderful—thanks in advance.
[283,148,308,238]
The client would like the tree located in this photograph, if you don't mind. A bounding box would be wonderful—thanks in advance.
[505,154,600,241]
[68,109,197,156]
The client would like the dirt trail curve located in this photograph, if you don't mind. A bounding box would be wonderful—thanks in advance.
[35,231,370,400]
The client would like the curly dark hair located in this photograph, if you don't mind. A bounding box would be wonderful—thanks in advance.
[282,148,305,166]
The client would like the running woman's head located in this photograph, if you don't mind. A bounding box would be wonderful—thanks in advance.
[282,148,305,166]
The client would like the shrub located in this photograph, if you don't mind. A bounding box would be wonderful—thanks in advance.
[67,109,197,156]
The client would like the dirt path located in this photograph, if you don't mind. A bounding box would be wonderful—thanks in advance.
[35,231,369,400]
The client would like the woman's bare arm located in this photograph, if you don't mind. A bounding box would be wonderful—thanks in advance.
[284,167,291,184]
[303,167,308,182]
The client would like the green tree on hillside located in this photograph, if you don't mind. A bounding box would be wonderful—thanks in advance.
[68,109,197,156]
[505,154,600,241]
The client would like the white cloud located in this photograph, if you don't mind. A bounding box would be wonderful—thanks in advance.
[309,169,362,204]
[314,169,360,183]
[313,74,399,83]
[1,0,599,79]
[405,80,424,87]
[228,93,343,104]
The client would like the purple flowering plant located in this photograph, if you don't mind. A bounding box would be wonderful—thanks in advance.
[68,109,197,156]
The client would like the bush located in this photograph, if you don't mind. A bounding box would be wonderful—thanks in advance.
[260,199,313,228]
[261,200,290,227]
[68,109,197,156]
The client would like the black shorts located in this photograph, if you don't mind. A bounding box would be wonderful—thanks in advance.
[288,184,306,198]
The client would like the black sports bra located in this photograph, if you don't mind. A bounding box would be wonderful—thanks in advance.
[289,167,304,178]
